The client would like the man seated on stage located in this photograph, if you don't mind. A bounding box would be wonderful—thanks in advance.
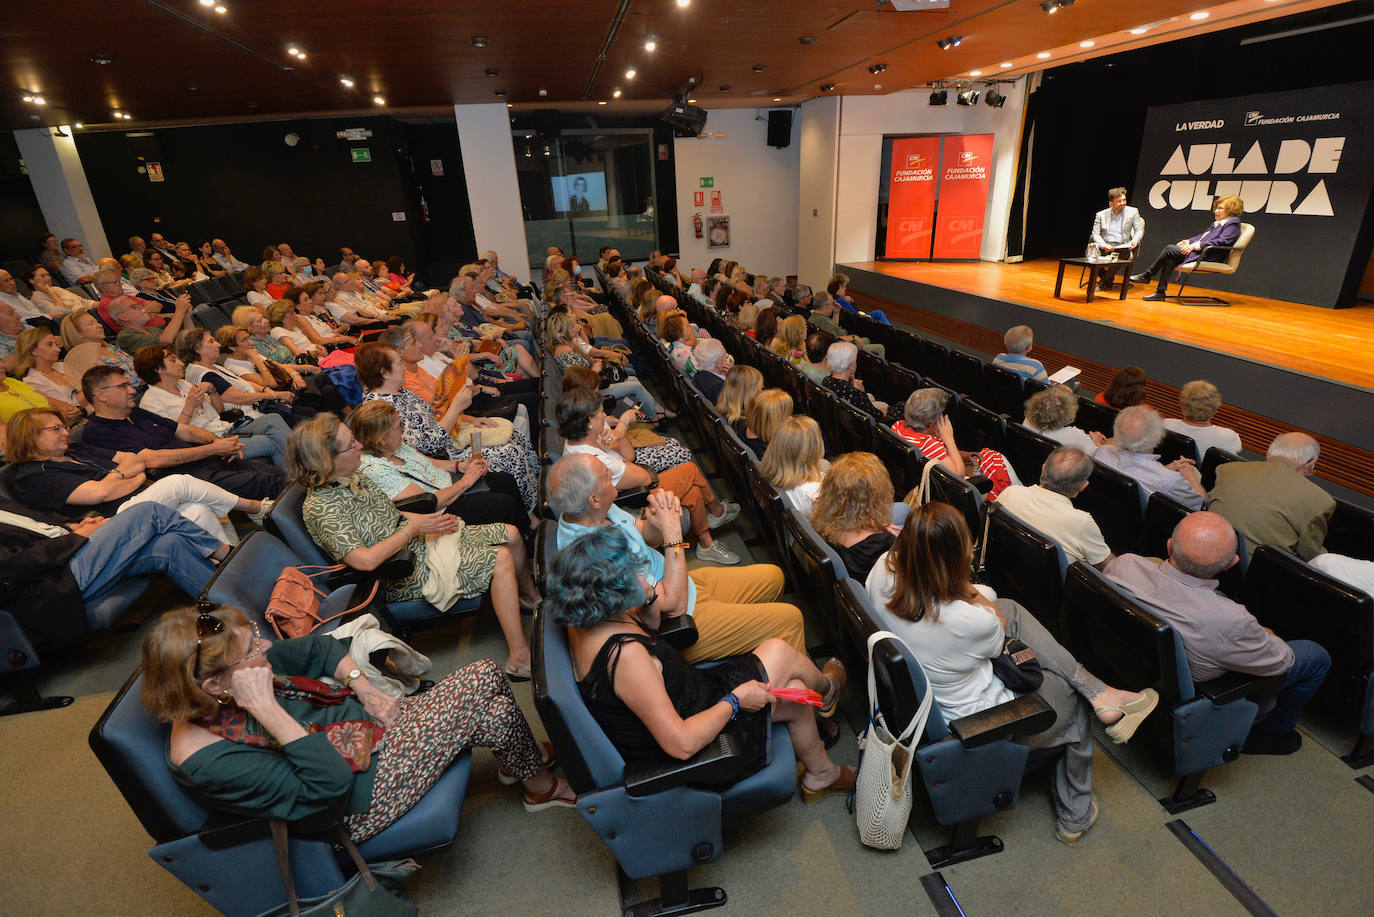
[1130,194,1244,301]
[1095,406,1206,509]
[1088,187,1145,289]
[1106,512,1330,755]
[993,325,1049,382]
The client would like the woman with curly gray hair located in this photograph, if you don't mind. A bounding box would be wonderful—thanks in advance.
[1022,385,1104,454]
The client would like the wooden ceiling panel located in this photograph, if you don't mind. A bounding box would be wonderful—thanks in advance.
[0,0,1350,130]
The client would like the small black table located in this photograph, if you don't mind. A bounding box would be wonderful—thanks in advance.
[1055,256,1135,303]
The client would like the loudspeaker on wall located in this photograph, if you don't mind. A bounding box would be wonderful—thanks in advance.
[766,110,792,149]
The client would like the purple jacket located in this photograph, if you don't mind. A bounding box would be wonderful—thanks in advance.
[1184,216,1242,264]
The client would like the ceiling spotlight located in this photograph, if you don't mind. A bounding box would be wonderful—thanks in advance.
[719,84,731,91]
[538,88,548,96]
[985,87,1006,108]
[1190,11,1209,19]
[687,98,696,103]
[373,95,385,105]
[1128,27,1148,34]
[676,0,690,7]
[74,122,84,128]
[956,87,979,106]
[1040,1,1059,12]
[937,35,964,50]
[819,83,836,92]
[214,5,227,13]
[340,77,354,87]
[33,96,45,105]
[625,69,636,79]
[970,70,982,77]
[21,95,32,102]
[868,63,887,74]
[469,36,490,48]
[484,68,499,77]
[929,88,948,106]
[613,89,622,98]
[494,89,506,96]
[287,46,301,56]
[1080,40,1095,48]
[773,97,783,102]
[199,0,214,5]
[799,36,816,45]
[645,40,657,52]
[752,64,766,72]
[1037,51,1052,59]
[598,100,608,105]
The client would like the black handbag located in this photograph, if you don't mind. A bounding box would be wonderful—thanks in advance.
[990,637,1044,694]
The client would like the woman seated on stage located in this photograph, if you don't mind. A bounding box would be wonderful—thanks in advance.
[810,451,902,581]
[866,503,1159,844]
[143,607,572,839]
[893,387,1019,499]
[1130,194,1244,301]
[1023,385,1104,455]
[550,526,854,803]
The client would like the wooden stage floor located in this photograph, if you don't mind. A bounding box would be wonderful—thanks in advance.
[848,259,1374,392]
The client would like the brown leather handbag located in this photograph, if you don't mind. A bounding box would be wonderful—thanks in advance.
[264,565,379,639]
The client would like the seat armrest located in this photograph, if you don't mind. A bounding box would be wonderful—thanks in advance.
[967,473,994,495]
[393,493,438,514]
[324,548,414,590]
[656,614,699,651]
[1197,671,1287,705]
[614,486,653,510]
[624,732,746,797]
[949,694,1056,748]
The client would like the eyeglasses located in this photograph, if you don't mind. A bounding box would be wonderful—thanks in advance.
[96,381,135,392]
[334,438,362,456]
[193,611,225,677]
[199,619,266,680]
[38,423,67,434]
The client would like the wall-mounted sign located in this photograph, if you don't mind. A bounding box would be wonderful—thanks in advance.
[710,189,724,214]
[391,211,407,222]
[350,148,372,163]
[430,159,444,176]
[699,176,714,188]
[693,191,705,207]
[146,162,165,183]
[336,128,373,140]
[707,216,730,248]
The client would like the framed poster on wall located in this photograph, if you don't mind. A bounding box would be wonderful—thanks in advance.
[875,133,994,261]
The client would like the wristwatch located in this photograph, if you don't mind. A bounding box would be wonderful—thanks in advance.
[343,667,362,688]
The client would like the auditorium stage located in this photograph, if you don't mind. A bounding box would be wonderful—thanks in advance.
[838,258,1374,500]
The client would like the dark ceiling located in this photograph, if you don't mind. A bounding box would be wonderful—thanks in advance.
[0,0,1349,130]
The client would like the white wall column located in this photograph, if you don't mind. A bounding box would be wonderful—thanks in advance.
[14,126,111,259]
[797,97,840,291]
[453,103,531,282]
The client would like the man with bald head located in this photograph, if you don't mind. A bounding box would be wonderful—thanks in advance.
[1106,512,1330,755]
[1207,431,1337,561]
[212,239,249,271]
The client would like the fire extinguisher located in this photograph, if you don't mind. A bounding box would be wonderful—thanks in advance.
[693,212,703,239]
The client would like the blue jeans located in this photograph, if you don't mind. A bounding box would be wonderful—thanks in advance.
[1252,639,1331,735]
[69,503,223,626]
[232,413,291,468]
[604,378,661,417]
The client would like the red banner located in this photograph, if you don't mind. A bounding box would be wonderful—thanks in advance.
[933,134,994,259]
[883,137,941,258]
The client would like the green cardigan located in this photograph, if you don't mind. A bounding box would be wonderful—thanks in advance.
[169,635,379,821]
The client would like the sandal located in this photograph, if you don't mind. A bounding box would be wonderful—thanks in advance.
[499,740,558,785]
[797,763,858,806]
[504,662,532,682]
[523,776,577,812]
[817,658,846,718]
[1101,688,1159,744]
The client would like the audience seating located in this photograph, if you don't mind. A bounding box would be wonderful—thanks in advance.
[983,362,1027,419]
[873,422,928,500]
[948,349,990,407]
[1074,396,1119,437]
[780,505,848,652]
[1073,461,1144,555]
[1241,545,1374,766]
[1060,563,1283,812]
[953,398,1007,455]
[90,669,471,917]
[198,530,361,634]
[1200,446,1244,491]
[839,579,1057,867]
[533,606,796,917]
[832,398,879,456]
[1159,427,1200,465]
[1326,500,1374,562]
[1003,422,1058,485]
[980,503,1069,638]
[927,463,984,539]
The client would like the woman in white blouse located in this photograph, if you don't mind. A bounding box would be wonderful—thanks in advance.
[1022,385,1104,454]
[13,328,85,421]
[243,267,274,308]
[760,415,828,516]
[177,327,313,427]
[24,265,86,316]
[866,502,1158,845]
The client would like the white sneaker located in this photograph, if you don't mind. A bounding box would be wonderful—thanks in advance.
[695,541,740,565]
[248,499,275,526]
[706,501,741,529]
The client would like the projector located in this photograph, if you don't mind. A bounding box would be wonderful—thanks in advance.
[663,100,707,137]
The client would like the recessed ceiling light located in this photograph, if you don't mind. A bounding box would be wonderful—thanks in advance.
[213,5,227,13]
[752,65,765,72]
[970,70,982,76]
[1000,61,1013,68]
[688,98,696,103]
[1037,51,1052,58]
[33,96,45,105]
[538,88,548,97]
[373,96,385,105]
[773,97,782,101]
[199,0,214,5]
[22,95,32,102]
[295,52,306,60]
[676,0,690,7]
[89,53,114,65]
[469,36,490,48]
[598,100,607,105]
[644,40,656,52]
[799,36,816,45]
[1079,40,1095,48]
[1128,27,1148,34]
[340,77,354,87]
[625,69,636,79]
[613,89,622,98]
[820,83,836,92]
[74,122,83,128]
[287,46,301,56]
[1190,10,1209,19]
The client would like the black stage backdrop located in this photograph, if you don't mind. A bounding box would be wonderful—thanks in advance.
[1132,83,1374,307]
[1022,0,1374,301]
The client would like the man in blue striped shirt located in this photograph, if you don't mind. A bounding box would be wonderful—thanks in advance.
[992,325,1048,382]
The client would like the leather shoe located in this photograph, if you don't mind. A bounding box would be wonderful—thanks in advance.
[1129,272,1150,283]
[1142,292,1167,302]
[1242,730,1302,755]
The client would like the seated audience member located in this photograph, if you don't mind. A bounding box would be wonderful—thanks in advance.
[993,325,1049,382]
[357,343,537,509]
[997,447,1112,567]
[59,309,141,390]
[233,305,326,382]
[893,388,1019,499]
[1206,431,1334,560]
[556,387,740,564]
[130,268,184,309]
[811,452,900,580]
[809,292,884,358]
[546,310,662,419]
[9,407,269,538]
[761,416,830,515]
[142,607,571,837]
[112,295,192,353]
[824,341,887,421]
[549,454,806,664]
[261,261,291,300]
[1096,405,1205,509]
[827,273,889,324]
[714,365,763,427]
[752,306,780,351]
[0,498,228,646]
[192,240,227,277]
[328,272,395,326]
[685,268,709,304]
[691,338,732,402]
[798,330,834,384]
[550,526,854,803]
[37,233,65,274]
[660,312,698,374]
[0,269,44,322]
[291,414,541,678]
[869,503,1159,842]
[734,302,759,336]
[788,283,814,315]
[14,328,84,421]
[60,238,99,285]
[1106,512,1330,755]
[141,250,181,288]
[0,301,24,373]
[285,285,357,351]
[243,268,274,308]
[207,325,323,421]
[212,239,249,271]
[1022,385,1104,454]
[768,315,807,363]
[560,367,693,473]
[136,344,290,469]
[25,265,86,317]
[80,364,287,500]
[738,388,792,457]
[1095,365,1148,409]
[1164,380,1242,457]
